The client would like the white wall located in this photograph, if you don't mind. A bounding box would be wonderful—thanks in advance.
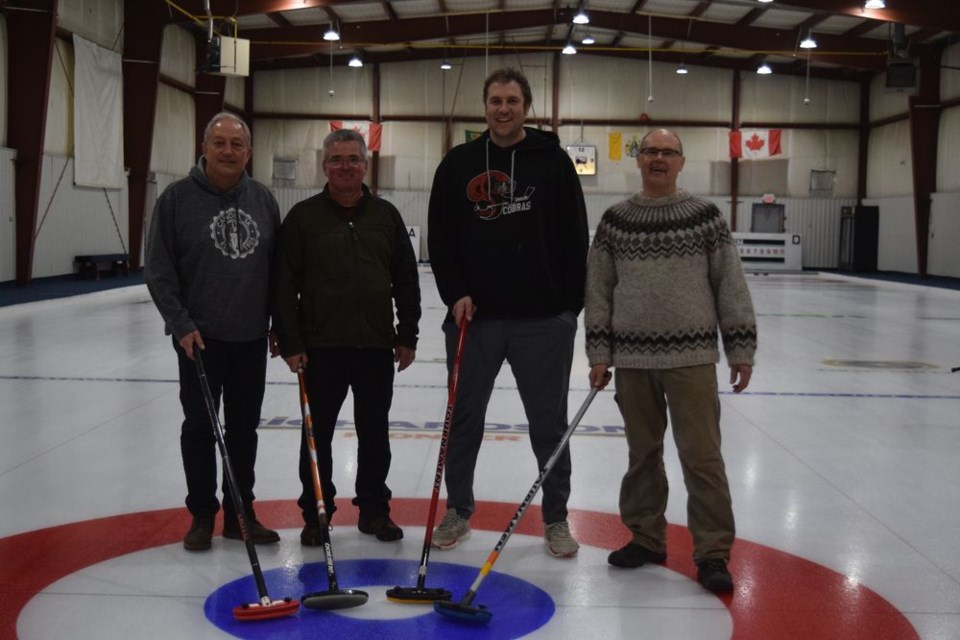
[57,0,124,49]
[939,106,960,192]
[867,121,914,196]
[4,7,960,282]
[863,196,918,274]
[253,56,862,200]
[31,155,130,279]
[929,193,960,278]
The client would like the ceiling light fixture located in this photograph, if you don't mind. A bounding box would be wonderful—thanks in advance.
[676,63,688,75]
[864,0,885,8]
[348,55,363,67]
[800,32,817,49]
[323,24,340,41]
[757,0,773,3]
[562,43,577,55]
[572,9,589,25]
[757,63,772,74]
[440,60,452,70]
[581,32,595,45]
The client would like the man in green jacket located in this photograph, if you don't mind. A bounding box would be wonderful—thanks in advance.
[274,129,421,543]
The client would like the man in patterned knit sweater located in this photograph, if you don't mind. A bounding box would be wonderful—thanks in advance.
[584,128,757,593]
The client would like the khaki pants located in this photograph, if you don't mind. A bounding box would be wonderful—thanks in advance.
[614,364,734,562]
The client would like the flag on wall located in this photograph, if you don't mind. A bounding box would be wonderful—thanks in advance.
[729,129,782,159]
[608,133,622,161]
[330,120,383,152]
[465,130,484,142]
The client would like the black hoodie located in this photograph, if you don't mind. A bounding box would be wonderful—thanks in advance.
[428,127,589,319]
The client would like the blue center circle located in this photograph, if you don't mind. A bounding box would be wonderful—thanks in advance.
[206,559,555,639]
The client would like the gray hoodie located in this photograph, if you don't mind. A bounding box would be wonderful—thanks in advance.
[145,161,280,342]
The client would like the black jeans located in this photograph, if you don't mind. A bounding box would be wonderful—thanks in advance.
[298,347,395,524]
[175,336,267,520]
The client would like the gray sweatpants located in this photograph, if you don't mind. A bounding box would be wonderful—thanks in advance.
[442,311,577,524]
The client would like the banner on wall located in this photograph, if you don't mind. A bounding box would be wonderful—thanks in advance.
[330,120,383,152]
[729,129,782,159]
[608,133,622,161]
[465,130,484,142]
[73,35,124,188]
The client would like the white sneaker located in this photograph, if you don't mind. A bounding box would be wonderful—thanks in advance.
[432,508,471,549]
[544,521,579,558]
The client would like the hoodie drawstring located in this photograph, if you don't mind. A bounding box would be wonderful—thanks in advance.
[484,137,517,205]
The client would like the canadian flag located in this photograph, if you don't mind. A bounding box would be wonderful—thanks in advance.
[729,129,782,159]
[330,120,383,152]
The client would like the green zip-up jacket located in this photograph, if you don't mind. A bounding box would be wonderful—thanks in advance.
[273,185,421,356]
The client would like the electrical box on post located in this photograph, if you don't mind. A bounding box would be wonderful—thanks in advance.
[202,36,250,77]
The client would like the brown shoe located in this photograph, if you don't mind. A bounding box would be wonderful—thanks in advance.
[301,522,323,547]
[184,515,215,551]
[358,513,403,542]
[223,516,280,544]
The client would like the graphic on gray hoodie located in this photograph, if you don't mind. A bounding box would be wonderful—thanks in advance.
[145,160,280,342]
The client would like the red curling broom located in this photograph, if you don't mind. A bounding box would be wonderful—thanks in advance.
[386,317,469,603]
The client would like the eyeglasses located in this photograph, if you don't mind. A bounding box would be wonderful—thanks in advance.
[324,155,365,167]
[639,147,682,158]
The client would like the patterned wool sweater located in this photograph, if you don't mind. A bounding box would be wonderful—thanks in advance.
[585,189,757,370]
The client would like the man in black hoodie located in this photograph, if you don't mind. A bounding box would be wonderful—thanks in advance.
[146,112,281,552]
[428,68,589,557]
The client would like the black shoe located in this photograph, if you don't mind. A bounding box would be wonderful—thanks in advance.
[696,558,734,593]
[223,516,280,544]
[301,522,324,547]
[358,513,403,542]
[183,515,215,551]
[607,542,667,568]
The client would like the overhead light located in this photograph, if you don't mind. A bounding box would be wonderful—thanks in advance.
[348,55,363,68]
[757,0,773,3]
[581,32,595,45]
[323,24,340,41]
[440,60,452,70]
[562,43,577,55]
[676,63,688,75]
[572,9,589,25]
[757,63,772,74]
[864,0,884,8]
[800,33,817,49]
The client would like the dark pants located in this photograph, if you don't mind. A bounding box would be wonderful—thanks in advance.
[175,336,267,520]
[442,312,577,524]
[297,347,395,524]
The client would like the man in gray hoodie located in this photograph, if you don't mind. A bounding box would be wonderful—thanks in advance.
[145,112,281,551]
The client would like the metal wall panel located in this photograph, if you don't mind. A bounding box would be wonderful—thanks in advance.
[31,155,129,279]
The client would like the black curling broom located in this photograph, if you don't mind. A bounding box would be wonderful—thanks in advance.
[194,349,299,621]
[386,317,469,603]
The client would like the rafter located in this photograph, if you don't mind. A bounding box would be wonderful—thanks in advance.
[240,8,889,71]
[771,0,960,33]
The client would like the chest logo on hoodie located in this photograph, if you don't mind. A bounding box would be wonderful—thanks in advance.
[209,207,261,259]
[466,170,534,221]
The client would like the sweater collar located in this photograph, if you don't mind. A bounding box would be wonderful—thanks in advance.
[629,188,692,208]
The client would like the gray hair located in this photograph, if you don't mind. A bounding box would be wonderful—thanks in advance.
[322,129,368,162]
[203,112,251,147]
[639,128,684,156]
